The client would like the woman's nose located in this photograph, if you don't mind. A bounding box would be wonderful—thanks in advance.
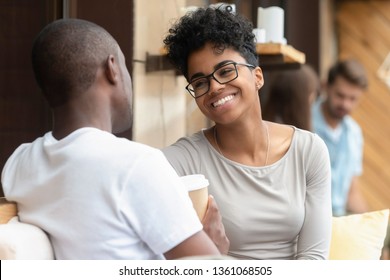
[208,77,224,95]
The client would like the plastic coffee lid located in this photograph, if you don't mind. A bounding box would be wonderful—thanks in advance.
[180,174,209,191]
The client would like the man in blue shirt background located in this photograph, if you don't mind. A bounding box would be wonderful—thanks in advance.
[312,59,369,216]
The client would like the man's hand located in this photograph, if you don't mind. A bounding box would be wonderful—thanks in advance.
[201,195,230,254]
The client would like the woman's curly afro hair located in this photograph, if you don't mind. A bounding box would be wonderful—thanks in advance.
[163,7,258,79]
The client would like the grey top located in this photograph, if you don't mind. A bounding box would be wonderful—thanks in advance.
[162,126,332,259]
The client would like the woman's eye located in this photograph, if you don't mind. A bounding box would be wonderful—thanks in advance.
[193,79,208,89]
[218,67,235,77]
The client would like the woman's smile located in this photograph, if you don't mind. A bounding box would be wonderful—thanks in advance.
[212,93,236,108]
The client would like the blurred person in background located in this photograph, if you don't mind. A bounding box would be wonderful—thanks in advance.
[312,59,369,217]
[262,64,320,131]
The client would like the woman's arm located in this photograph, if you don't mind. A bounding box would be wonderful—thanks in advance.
[296,135,332,259]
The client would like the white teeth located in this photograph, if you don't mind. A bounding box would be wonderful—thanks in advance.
[213,95,234,107]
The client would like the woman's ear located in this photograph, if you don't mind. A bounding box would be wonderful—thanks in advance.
[254,66,264,90]
[105,54,118,85]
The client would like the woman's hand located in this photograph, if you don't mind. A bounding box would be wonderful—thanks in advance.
[201,195,230,254]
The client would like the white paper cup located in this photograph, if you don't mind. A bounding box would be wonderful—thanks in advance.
[180,174,209,220]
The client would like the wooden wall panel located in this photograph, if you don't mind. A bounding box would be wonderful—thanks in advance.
[0,0,60,196]
[337,0,390,211]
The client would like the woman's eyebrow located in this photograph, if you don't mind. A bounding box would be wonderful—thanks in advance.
[189,60,234,81]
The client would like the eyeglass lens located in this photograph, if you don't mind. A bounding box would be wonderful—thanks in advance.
[188,63,239,98]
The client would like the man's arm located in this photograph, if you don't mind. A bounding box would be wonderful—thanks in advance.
[164,195,229,259]
[164,230,220,260]
[346,176,369,214]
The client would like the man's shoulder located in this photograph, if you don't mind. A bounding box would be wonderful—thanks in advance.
[343,115,362,135]
[4,134,46,163]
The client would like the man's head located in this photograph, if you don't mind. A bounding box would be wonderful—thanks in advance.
[31,19,133,133]
[32,18,120,107]
[163,6,258,80]
[324,59,368,120]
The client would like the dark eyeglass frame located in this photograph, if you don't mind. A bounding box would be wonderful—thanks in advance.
[185,62,256,99]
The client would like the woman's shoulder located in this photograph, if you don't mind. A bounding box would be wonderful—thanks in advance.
[161,130,209,175]
[267,122,294,164]
[165,130,208,149]
[270,122,322,141]
[291,127,329,162]
[162,130,210,160]
[288,125,327,151]
[268,122,327,163]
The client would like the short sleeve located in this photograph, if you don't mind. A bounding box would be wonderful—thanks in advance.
[118,149,202,255]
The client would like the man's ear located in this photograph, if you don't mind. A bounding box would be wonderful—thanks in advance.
[105,54,118,85]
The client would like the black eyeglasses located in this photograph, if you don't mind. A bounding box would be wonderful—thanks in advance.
[186,62,256,98]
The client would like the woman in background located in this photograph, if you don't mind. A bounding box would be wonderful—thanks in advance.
[262,64,320,131]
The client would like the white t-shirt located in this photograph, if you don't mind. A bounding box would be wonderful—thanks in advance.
[2,127,202,259]
[163,127,332,260]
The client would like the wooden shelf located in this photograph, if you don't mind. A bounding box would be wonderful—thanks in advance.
[256,43,306,64]
[256,43,305,70]
[145,44,306,72]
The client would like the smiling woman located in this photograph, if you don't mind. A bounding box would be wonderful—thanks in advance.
[161,6,332,260]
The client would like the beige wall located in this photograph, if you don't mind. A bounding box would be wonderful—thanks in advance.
[133,0,208,148]
[133,0,189,148]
